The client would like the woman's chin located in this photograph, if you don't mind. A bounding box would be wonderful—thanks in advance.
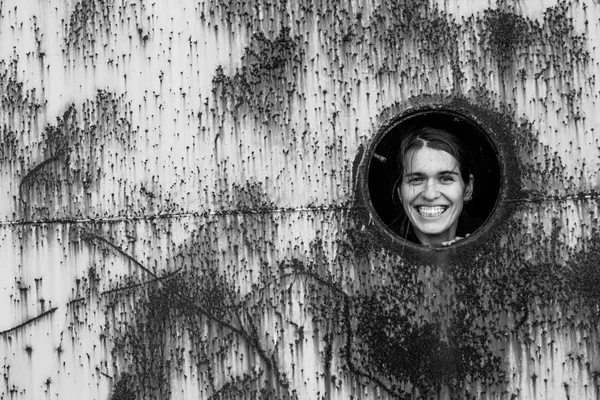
[412,221,457,243]
[410,210,460,239]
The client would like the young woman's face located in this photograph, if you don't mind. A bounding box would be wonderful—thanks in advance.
[399,146,473,247]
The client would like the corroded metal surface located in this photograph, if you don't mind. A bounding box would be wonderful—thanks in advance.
[1,0,600,399]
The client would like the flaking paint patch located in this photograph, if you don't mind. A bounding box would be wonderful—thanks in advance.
[94,182,305,398]
[211,26,304,124]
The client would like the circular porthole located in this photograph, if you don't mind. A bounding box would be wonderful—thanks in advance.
[362,105,504,251]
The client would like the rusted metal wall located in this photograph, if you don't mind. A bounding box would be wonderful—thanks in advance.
[1,0,600,399]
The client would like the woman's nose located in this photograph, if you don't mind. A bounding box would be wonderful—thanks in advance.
[421,182,441,200]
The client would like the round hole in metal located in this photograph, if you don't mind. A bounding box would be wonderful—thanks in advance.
[364,108,502,250]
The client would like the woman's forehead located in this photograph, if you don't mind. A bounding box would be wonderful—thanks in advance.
[403,147,459,172]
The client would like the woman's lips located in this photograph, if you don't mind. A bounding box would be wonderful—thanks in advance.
[416,205,448,217]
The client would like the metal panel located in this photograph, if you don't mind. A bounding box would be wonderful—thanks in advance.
[1,0,600,398]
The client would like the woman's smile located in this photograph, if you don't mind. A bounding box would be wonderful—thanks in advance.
[416,205,448,217]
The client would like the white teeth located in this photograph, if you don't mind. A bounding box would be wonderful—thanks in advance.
[418,206,446,217]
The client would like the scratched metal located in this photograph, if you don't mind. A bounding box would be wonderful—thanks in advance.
[1,0,600,399]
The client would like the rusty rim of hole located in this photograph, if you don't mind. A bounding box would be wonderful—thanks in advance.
[360,104,506,253]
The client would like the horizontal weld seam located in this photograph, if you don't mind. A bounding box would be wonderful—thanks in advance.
[0,307,58,336]
[506,192,600,203]
[0,206,365,226]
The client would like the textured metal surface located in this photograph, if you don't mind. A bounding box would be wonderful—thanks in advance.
[1,0,600,399]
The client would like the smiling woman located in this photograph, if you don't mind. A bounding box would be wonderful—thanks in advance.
[392,127,475,247]
[365,107,502,250]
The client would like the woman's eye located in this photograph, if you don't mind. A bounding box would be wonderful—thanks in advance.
[407,177,424,184]
[440,175,455,183]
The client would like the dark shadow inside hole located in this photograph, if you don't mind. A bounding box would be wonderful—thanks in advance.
[368,110,501,241]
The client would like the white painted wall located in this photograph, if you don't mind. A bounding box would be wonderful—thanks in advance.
[1,0,600,399]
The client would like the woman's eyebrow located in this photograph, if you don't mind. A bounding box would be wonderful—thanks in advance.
[405,170,459,177]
